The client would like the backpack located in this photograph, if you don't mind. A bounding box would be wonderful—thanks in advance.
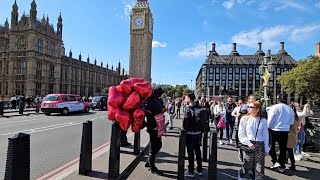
[184,106,210,133]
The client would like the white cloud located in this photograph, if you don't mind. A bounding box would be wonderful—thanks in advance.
[122,0,135,18]
[179,23,320,58]
[152,41,167,48]
[290,24,320,42]
[258,0,305,11]
[178,42,206,58]
[222,0,235,9]
[232,26,291,49]
[178,42,232,58]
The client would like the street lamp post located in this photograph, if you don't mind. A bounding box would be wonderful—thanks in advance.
[259,50,276,107]
[191,80,193,91]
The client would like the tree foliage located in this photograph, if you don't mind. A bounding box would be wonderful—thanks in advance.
[278,55,320,103]
[152,84,192,98]
[254,86,264,100]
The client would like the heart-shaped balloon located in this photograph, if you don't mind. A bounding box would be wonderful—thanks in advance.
[119,79,134,97]
[133,82,152,99]
[115,110,132,131]
[131,108,145,132]
[107,105,119,121]
[108,86,125,108]
[130,78,145,85]
[116,85,122,93]
[123,91,141,111]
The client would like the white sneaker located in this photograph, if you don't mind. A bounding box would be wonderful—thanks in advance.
[195,170,203,176]
[294,154,302,161]
[184,170,195,178]
[270,162,281,169]
[301,151,312,157]
[219,140,224,145]
[226,140,230,145]
[229,139,233,145]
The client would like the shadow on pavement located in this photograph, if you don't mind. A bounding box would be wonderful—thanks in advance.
[165,134,180,138]
[86,170,108,179]
[160,170,178,179]
[48,112,97,116]
[218,146,239,152]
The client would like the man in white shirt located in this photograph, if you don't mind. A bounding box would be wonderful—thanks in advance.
[267,95,294,172]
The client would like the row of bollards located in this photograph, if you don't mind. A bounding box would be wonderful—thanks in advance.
[3,119,142,180]
[177,128,217,180]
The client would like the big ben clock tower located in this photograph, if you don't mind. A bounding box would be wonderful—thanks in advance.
[129,0,153,82]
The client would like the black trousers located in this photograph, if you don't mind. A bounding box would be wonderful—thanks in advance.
[186,133,202,173]
[120,130,128,144]
[287,148,295,166]
[176,108,181,119]
[269,130,289,168]
[147,130,162,168]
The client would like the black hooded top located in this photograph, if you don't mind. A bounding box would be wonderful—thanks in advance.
[143,87,165,132]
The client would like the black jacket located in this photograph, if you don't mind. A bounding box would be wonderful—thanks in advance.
[183,102,202,132]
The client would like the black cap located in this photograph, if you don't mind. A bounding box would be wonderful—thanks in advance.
[187,93,196,101]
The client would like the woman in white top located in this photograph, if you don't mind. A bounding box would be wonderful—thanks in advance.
[214,100,226,145]
[238,101,270,180]
[294,102,313,160]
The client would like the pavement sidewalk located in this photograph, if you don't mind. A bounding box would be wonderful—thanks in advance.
[57,114,320,180]
[128,116,320,180]
[1,108,40,118]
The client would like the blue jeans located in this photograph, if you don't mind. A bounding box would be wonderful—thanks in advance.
[295,125,305,154]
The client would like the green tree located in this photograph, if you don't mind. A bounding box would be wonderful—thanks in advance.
[254,86,264,100]
[278,55,320,103]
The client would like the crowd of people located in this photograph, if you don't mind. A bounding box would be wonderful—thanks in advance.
[8,94,43,109]
[141,88,315,179]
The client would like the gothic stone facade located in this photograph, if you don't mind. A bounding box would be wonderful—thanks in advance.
[129,0,153,82]
[195,42,297,104]
[0,0,126,101]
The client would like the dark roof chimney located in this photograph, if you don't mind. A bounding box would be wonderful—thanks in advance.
[278,42,288,55]
[230,43,239,56]
[210,43,218,56]
[255,42,265,56]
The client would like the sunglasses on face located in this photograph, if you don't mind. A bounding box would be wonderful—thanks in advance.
[248,106,256,109]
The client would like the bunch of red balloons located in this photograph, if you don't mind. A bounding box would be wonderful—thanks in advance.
[107,78,152,132]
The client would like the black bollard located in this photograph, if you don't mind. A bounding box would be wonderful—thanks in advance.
[35,102,40,114]
[134,132,140,155]
[0,101,4,116]
[19,101,24,115]
[202,132,208,162]
[208,130,217,180]
[177,129,186,180]
[79,121,92,175]
[5,133,30,180]
[108,121,121,179]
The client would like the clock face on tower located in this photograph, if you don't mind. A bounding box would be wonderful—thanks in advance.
[133,16,144,28]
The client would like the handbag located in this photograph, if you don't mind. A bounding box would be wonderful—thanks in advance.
[240,117,261,154]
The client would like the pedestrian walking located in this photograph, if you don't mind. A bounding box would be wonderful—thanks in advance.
[294,102,313,161]
[214,99,226,145]
[286,102,300,171]
[268,95,295,172]
[168,101,175,129]
[238,101,270,180]
[175,98,182,119]
[225,96,236,145]
[143,87,166,176]
[183,93,203,178]
[232,99,244,148]
[9,95,17,109]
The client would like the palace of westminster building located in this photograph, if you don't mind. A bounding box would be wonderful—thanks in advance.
[0,0,127,101]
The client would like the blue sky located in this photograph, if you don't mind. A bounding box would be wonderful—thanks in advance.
[1,0,320,88]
